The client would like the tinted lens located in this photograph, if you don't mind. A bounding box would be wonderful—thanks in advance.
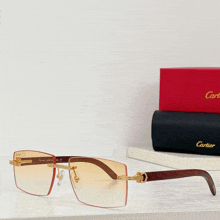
[69,157,128,208]
[13,151,55,196]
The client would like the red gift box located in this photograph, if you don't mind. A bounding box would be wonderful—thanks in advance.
[159,67,220,113]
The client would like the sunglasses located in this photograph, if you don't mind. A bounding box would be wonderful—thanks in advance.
[9,150,216,208]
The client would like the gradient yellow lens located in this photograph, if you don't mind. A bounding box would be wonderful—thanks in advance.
[13,151,55,196]
[69,157,128,208]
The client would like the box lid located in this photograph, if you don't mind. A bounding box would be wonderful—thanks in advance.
[159,67,220,113]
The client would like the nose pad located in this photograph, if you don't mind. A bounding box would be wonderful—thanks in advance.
[70,168,83,189]
[57,169,65,186]
[73,168,80,183]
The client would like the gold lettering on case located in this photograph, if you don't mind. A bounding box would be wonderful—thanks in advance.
[205,91,220,99]
[196,141,215,148]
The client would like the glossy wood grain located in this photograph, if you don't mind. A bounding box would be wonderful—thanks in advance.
[146,169,216,195]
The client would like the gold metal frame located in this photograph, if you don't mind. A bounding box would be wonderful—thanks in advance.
[9,158,32,167]
[118,172,147,183]
[9,159,148,183]
[47,164,77,171]
[47,164,80,183]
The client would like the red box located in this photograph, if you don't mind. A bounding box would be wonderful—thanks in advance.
[159,68,220,113]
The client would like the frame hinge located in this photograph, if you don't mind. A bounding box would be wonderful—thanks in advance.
[117,172,147,183]
[9,157,32,166]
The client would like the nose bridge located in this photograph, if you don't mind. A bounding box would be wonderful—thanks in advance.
[47,163,77,170]
[47,164,78,184]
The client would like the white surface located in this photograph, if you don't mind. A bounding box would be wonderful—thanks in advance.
[1,1,220,158]
[128,144,220,171]
[1,156,220,220]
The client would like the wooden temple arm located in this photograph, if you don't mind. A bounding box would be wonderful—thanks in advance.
[145,169,216,196]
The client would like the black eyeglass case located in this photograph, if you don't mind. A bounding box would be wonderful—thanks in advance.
[151,110,220,156]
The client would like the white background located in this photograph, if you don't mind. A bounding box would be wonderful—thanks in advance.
[1,0,220,157]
